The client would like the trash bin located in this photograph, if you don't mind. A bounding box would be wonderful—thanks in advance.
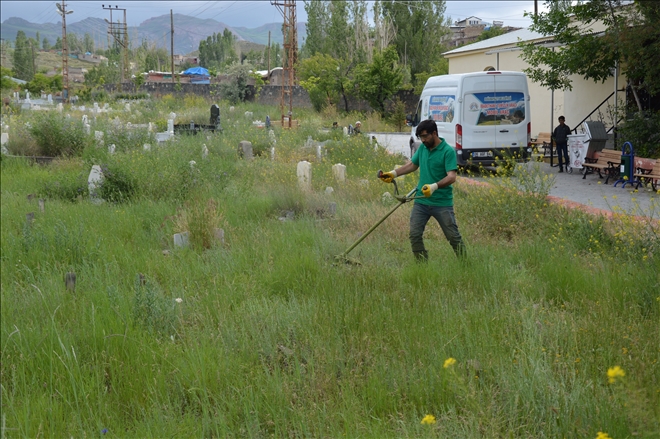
[583,121,608,158]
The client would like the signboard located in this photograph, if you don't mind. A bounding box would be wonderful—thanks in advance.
[465,92,525,126]
[568,134,588,169]
[428,95,456,123]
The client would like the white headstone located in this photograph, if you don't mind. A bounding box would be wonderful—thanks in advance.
[113,117,121,128]
[124,103,131,112]
[167,119,174,134]
[126,122,132,129]
[239,141,253,160]
[202,144,209,159]
[88,165,104,203]
[108,144,116,154]
[0,133,8,155]
[229,106,235,112]
[57,103,63,113]
[244,111,253,119]
[155,132,171,143]
[79,105,85,112]
[316,144,323,161]
[343,126,348,137]
[148,122,155,132]
[270,146,275,161]
[173,231,189,248]
[143,143,151,151]
[25,91,30,101]
[47,94,53,104]
[169,112,176,120]
[268,129,276,145]
[95,131,104,146]
[84,123,91,135]
[189,160,196,169]
[214,228,225,245]
[297,161,312,192]
[325,186,334,195]
[103,103,109,110]
[82,114,88,124]
[332,163,346,182]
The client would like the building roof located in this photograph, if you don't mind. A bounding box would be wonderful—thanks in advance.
[443,28,551,56]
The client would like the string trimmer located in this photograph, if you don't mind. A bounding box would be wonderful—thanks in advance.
[334,171,425,265]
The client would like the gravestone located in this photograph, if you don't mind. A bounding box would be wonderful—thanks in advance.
[38,199,45,213]
[88,165,104,203]
[167,119,174,133]
[82,114,88,124]
[79,105,85,112]
[297,161,312,192]
[328,202,337,216]
[155,133,171,143]
[316,144,323,161]
[65,272,76,292]
[238,141,253,160]
[26,212,34,226]
[1,133,8,155]
[84,123,91,135]
[325,187,334,195]
[57,103,63,112]
[332,163,346,182]
[125,103,131,112]
[108,144,116,154]
[343,126,349,137]
[268,129,276,145]
[47,94,53,104]
[148,122,155,132]
[244,111,253,119]
[169,112,176,120]
[113,117,121,127]
[103,103,109,110]
[143,144,151,151]
[270,147,275,161]
[25,91,30,101]
[189,160,196,169]
[214,228,225,245]
[94,102,99,112]
[229,106,235,112]
[95,131,104,146]
[202,144,209,159]
[173,231,189,248]
[210,104,220,126]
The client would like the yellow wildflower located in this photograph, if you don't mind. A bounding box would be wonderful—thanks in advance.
[421,414,436,425]
[443,357,456,368]
[607,366,625,383]
[596,432,612,439]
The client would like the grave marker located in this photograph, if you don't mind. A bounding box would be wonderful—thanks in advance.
[214,228,225,245]
[238,141,253,160]
[332,164,346,182]
[26,212,34,226]
[95,131,104,147]
[297,161,312,191]
[143,144,151,151]
[173,232,190,248]
[202,144,209,159]
[325,187,334,195]
[65,272,76,292]
[88,165,104,203]
[328,202,337,216]
[38,198,45,212]
[1,133,8,155]
[108,144,116,154]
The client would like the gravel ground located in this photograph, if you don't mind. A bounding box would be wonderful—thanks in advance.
[370,132,660,219]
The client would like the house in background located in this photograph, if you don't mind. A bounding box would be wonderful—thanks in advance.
[443,27,623,136]
[447,16,521,48]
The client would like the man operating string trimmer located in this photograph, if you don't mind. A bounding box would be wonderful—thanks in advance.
[378,119,466,261]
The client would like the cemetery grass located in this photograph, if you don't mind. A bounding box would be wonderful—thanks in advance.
[1,102,659,438]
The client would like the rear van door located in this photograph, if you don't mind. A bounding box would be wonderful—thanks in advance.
[493,74,527,151]
[461,74,497,157]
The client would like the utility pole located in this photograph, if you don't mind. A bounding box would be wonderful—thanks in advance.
[171,10,174,83]
[31,41,36,78]
[267,31,271,78]
[57,1,73,103]
[103,5,128,85]
[271,0,298,128]
[534,0,538,16]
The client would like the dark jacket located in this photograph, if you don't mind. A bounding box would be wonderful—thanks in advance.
[553,123,571,143]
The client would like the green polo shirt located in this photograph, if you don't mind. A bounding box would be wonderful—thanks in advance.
[411,137,457,207]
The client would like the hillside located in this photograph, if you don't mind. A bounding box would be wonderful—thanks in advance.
[1,15,306,56]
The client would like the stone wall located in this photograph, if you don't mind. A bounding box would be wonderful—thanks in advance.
[103,83,419,114]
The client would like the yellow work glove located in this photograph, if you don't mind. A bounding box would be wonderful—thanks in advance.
[421,183,438,197]
[379,169,397,183]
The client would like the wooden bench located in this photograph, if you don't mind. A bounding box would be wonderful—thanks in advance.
[582,149,621,183]
[634,159,660,191]
[531,132,553,156]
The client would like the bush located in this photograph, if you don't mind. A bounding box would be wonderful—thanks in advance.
[28,112,89,157]
[617,111,660,158]
[40,170,89,202]
[98,163,137,203]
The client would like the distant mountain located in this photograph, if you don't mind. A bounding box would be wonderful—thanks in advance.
[1,15,306,56]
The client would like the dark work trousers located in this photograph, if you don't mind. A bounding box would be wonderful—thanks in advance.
[409,203,465,259]
[556,141,569,170]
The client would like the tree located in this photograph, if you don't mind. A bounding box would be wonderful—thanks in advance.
[84,61,120,88]
[25,73,62,94]
[42,37,51,51]
[12,31,34,81]
[519,0,660,108]
[1,66,16,90]
[219,62,253,104]
[83,33,94,53]
[379,0,450,78]
[298,53,341,111]
[353,45,403,114]
[54,37,62,50]
[476,26,506,42]
[302,0,328,57]
[198,29,237,70]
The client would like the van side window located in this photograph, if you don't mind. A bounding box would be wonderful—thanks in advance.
[413,100,422,126]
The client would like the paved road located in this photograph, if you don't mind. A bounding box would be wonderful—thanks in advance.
[371,132,659,218]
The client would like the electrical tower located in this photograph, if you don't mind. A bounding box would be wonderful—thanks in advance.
[271,0,298,128]
[102,5,129,85]
[56,1,73,103]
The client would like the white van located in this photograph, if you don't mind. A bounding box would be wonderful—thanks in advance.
[410,71,532,166]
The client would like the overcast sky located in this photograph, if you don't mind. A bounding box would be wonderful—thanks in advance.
[1,1,546,29]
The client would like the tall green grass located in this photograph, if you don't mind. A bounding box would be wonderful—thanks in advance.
[1,99,658,438]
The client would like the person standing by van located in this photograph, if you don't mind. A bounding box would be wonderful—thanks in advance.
[553,116,571,172]
[379,119,465,261]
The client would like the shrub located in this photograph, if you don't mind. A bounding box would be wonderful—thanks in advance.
[617,111,660,158]
[98,163,137,203]
[28,112,89,157]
